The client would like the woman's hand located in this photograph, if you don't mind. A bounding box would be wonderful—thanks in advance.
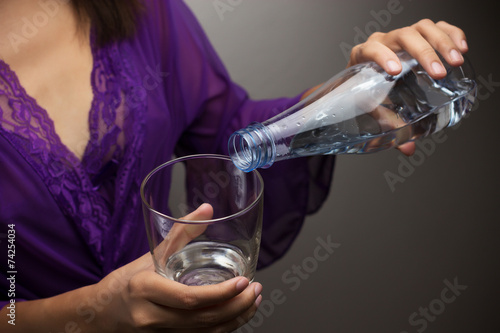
[94,204,262,332]
[347,19,468,78]
[97,264,261,332]
[347,19,468,156]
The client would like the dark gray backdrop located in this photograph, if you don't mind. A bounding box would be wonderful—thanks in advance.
[185,1,500,332]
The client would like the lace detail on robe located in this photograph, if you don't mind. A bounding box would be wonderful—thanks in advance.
[0,35,147,272]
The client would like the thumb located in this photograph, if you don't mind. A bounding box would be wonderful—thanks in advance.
[159,204,214,260]
[177,203,213,242]
[181,203,214,221]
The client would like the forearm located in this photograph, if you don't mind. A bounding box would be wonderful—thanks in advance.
[0,284,101,332]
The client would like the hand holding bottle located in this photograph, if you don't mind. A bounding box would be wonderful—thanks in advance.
[347,19,468,78]
[299,19,468,157]
[229,20,475,172]
[349,19,468,155]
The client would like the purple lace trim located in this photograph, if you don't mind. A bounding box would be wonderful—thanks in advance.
[0,34,146,270]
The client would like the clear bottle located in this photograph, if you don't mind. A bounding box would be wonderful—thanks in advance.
[228,52,476,172]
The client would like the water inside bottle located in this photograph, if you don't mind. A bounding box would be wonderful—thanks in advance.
[228,54,476,172]
[288,68,475,156]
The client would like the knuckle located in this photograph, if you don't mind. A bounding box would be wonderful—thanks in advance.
[435,21,466,39]
[178,290,200,309]
[130,309,154,329]
[350,43,362,54]
[456,27,466,37]
[415,18,435,28]
[388,27,414,44]
[420,46,438,59]
[196,310,220,327]
[393,26,413,40]
[349,44,363,62]
[367,31,384,41]
[434,35,453,50]
[448,25,465,37]
[363,40,383,49]
[127,274,145,296]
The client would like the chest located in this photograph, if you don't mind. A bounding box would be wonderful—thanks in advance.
[10,41,94,160]
[0,38,155,272]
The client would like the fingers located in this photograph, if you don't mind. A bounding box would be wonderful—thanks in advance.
[206,295,262,333]
[160,282,262,329]
[177,203,212,242]
[350,19,468,79]
[133,272,251,309]
[128,271,263,330]
[180,203,214,221]
[385,26,447,78]
[157,204,212,262]
[161,222,208,258]
[349,40,402,76]
[362,104,416,156]
[155,293,261,333]
[408,19,465,75]
[397,142,416,156]
[346,19,467,157]
[436,20,468,53]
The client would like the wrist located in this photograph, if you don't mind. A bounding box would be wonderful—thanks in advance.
[44,283,104,332]
[89,269,134,332]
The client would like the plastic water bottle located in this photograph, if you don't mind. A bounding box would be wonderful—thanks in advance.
[228,52,476,172]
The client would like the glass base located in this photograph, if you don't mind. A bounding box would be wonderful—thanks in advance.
[164,242,248,286]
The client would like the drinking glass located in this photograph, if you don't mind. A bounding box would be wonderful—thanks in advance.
[141,154,264,286]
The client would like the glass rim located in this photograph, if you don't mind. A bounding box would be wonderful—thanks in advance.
[140,154,264,224]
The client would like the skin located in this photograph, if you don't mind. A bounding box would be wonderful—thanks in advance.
[302,19,468,156]
[348,19,468,156]
[0,0,468,331]
[0,0,93,160]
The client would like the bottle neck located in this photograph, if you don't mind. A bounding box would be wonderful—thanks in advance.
[228,122,276,172]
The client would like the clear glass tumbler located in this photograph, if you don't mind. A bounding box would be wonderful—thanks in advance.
[141,154,264,286]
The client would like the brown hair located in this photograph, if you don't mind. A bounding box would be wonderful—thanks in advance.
[72,0,144,46]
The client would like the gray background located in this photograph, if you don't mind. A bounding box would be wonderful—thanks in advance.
[185,1,499,332]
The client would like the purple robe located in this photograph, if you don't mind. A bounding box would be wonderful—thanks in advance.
[0,0,334,305]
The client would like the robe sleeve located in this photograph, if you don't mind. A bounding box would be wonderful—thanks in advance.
[147,0,336,268]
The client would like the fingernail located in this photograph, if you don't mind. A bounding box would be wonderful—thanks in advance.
[431,61,446,75]
[386,60,401,73]
[253,283,263,297]
[461,40,468,50]
[236,278,249,292]
[450,49,463,63]
[254,295,263,307]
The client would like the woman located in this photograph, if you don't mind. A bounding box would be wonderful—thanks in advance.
[0,0,468,331]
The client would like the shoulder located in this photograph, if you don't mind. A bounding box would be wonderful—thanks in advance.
[129,0,217,71]
[135,0,201,35]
